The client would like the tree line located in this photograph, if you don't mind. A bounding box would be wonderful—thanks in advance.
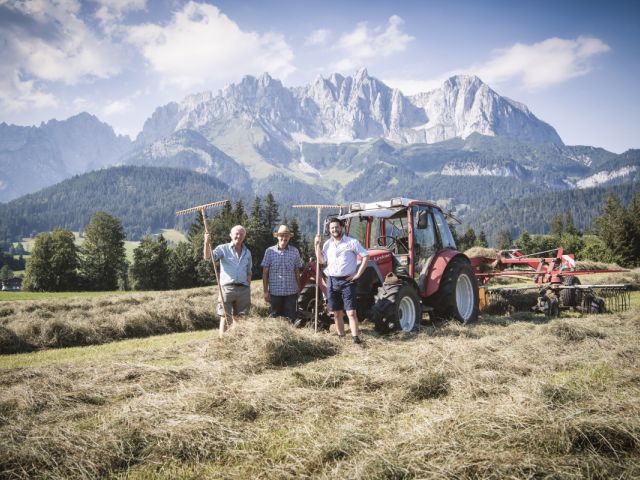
[454,192,640,268]
[22,194,314,292]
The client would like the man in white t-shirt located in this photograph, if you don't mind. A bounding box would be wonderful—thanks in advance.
[314,217,369,344]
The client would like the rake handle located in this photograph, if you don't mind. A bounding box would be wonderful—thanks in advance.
[201,210,231,338]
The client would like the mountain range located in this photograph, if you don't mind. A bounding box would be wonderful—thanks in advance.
[1,69,638,241]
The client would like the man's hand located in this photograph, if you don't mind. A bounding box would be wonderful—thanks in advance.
[314,234,321,248]
[263,291,270,302]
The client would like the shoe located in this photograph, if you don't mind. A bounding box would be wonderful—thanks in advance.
[334,333,346,338]
[352,335,362,344]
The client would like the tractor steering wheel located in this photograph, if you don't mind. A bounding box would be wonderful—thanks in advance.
[377,235,398,251]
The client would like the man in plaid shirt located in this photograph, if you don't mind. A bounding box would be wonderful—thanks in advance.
[261,224,302,321]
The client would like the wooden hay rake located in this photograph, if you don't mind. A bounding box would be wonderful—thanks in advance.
[176,200,230,338]
[292,203,345,332]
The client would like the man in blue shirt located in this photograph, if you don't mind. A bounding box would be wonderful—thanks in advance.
[315,217,369,343]
[261,224,302,321]
[204,225,252,329]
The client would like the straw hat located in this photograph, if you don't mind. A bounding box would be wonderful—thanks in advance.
[273,224,294,238]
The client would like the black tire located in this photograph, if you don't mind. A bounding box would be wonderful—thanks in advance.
[370,283,421,333]
[560,275,581,308]
[431,257,479,324]
[296,286,331,330]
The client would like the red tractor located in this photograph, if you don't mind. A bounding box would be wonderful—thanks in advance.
[296,197,480,333]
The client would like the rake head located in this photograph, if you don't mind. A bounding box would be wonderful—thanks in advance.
[292,204,345,209]
[175,200,229,216]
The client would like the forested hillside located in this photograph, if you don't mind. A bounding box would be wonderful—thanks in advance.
[467,180,640,244]
[0,166,236,241]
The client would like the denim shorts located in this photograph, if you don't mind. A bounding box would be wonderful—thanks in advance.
[327,276,357,312]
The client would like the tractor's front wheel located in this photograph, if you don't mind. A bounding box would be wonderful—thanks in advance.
[431,257,479,324]
[370,283,421,333]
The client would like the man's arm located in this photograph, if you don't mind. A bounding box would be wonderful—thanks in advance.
[349,255,369,281]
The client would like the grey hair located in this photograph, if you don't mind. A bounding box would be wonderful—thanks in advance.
[230,225,246,236]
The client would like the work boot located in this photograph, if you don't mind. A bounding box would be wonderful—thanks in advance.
[352,335,362,344]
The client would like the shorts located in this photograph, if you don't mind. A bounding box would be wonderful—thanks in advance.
[327,276,357,312]
[217,284,251,317]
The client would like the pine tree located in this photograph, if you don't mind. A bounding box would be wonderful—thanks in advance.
[594,195,634,266]
[168,242,199,290]
[477,231,489,248]
[81,212,126,291]
[130,234,170,290]
[516,230,533,253]
[549,213,564,237]
[496,230,513,250]
[264,192,280,233]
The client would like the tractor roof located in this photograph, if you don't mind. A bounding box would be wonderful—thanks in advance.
[344,197,443,217]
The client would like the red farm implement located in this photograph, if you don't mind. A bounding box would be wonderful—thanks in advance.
[471,248,632,317]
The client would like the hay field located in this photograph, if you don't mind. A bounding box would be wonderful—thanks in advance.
[1,290,639,478]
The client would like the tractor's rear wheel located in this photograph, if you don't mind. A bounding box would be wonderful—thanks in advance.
[370,283,421,333]
[431,257,479,324]
[560,275,581,308]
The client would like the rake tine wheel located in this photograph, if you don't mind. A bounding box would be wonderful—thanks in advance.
[176,200,230,338]
[293,204,345,333]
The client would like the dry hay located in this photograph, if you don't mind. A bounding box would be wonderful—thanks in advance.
[465,246,499,259]
[0,288,217,354]
[1,298,639,479]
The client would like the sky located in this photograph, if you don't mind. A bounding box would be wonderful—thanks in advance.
[1,0,639,153]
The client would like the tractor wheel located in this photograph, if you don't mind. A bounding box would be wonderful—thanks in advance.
[432,257,479,324]
[560,275,581,308]
[295,285,331,330]
[370,283,421,333]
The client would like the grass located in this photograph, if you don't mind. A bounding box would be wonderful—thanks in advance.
[0,290,132,301]
[0,289,639,478]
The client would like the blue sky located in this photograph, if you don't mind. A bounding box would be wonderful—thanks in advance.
[1,0,638,153]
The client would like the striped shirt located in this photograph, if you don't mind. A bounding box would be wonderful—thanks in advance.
[261,244,302,296]
[322,235,369,277]
[212,243,252,286]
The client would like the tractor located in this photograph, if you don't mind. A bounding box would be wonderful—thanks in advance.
[296,197,480,333]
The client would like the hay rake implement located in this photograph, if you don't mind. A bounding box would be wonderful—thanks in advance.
[473,248,631,317]
[176,200,230,337]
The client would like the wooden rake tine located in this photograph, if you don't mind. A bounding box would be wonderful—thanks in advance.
[292,204,346,332]
[176,200,230,338]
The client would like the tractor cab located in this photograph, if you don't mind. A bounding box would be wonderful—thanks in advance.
[338,197,458,296]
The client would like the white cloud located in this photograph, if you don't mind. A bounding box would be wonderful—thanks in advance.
[103,99,131,115]
[333,15,413,72]
[467,36,611,89]
[0,0,125,112]
[305,28,331,46]
[0,73,58,112]
[126,1,295,89]
[385,36,611,96]
[95,0,147,30]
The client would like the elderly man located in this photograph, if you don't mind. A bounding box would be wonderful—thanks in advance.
[204,225,252,329]
[315,217,369,344]
[261,224,302,321]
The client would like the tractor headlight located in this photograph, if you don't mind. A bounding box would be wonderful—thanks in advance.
[390,197,403,207]
[350,202,362,212]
